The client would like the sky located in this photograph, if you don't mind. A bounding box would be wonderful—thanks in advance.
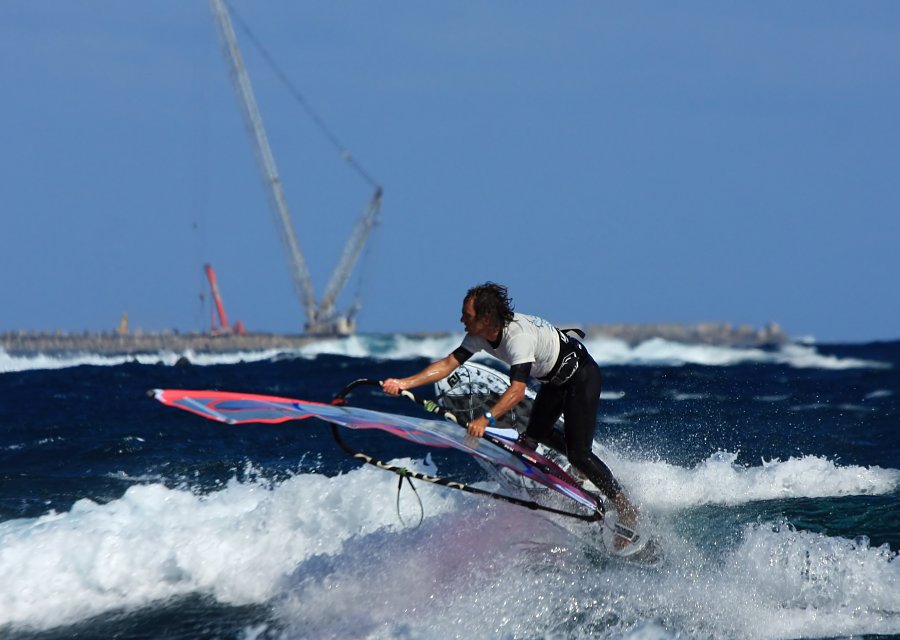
[2,2,898,343]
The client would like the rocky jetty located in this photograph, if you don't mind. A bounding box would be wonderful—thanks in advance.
[0,330,322,356]
[583,322,788,347]
[0,322,789,356]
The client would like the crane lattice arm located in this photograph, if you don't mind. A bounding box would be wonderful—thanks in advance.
[209,0,317,328]
[317,187,382,324]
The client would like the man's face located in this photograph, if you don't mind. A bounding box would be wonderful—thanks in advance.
[461,296,491,338]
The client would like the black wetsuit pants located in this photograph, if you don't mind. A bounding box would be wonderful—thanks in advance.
[524,347,624,501]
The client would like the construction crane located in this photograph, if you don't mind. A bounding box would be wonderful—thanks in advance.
[209,0,381,336]
[204,263,246,335]
[316,186,382,333]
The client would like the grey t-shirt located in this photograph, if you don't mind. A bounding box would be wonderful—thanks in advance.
[460,313,561,378]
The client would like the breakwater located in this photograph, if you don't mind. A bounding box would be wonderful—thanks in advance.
[583,321,788,346]
[0,331,322,356]
[1,322,788,356]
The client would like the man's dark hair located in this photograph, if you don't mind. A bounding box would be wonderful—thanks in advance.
[465,282,515,329]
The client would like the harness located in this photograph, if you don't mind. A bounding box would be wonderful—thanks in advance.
[539,328,587,387]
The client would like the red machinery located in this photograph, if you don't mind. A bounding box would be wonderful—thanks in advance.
[204,264,246,335]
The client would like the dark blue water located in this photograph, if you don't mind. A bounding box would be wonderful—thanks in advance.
[1,337,898,639]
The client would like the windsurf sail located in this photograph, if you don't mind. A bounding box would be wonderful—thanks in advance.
[151,384,603,519]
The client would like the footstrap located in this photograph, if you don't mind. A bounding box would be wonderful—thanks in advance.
[612,521,640,543]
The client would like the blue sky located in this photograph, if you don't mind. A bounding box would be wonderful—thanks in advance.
[2,2,898,343]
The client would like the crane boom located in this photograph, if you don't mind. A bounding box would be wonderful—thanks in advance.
[209,0,317,328]
[204,263,230,330]
[317,187,382,326]
[209,0,382,336]
[203,263,246,335]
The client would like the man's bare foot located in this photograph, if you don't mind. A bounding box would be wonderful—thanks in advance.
[565,465,589,487]
[612,494,639,550]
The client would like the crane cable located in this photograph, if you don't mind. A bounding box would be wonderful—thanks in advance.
[223,0,381,191]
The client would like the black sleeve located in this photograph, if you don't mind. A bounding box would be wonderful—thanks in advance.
[508,362,532,383]
[452,346,474,364]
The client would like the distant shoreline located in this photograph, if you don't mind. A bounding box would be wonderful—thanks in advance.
[0,322,788,356]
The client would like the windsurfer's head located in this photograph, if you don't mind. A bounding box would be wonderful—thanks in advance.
[461,282,514,337]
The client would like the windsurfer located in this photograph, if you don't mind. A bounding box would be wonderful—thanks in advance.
[382,282,639,531]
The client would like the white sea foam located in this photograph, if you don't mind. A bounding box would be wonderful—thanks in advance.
[272,492,900,640]
[0,458,457,631]
[2,450,898,637]
[295,333,463,361]
[601,521,900,640]
[0,348,282,374]
[585,336,889,369]
[0,334,888,374]
[611,449,900,510]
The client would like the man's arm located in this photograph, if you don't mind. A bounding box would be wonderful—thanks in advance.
[466,379,527,437]
[382,353,461,395]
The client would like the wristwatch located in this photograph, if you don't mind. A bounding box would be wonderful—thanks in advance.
[483,411,496,427]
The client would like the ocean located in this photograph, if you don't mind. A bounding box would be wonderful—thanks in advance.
[1,334,898,639]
